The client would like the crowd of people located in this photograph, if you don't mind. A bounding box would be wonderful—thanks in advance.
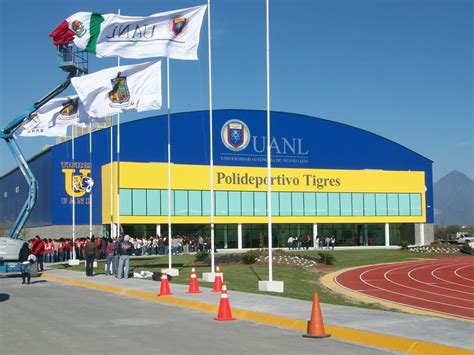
[287,234,336,250]
[21,232,335,282]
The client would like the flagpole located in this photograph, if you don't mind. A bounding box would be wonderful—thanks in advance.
[258,0,283,293]
[266,0,273,283]
[208,0,215,276]
[116,9,121,239]
[72,126,76,260]
[167,57,172,271]
[110,117,114,238]
[89,122,92,239]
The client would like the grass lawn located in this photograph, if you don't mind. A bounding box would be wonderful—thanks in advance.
[52,248,449,310]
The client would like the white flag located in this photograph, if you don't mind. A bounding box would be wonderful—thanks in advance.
[71,61,162,118]
[51,5,207,60]
[17,96,89,137]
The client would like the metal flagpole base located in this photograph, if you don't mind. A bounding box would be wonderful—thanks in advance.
[68,259,80,266]
[258,280,284,293]
[164,268,179,277]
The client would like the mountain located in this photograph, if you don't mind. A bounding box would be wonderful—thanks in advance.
[434,170,474,226]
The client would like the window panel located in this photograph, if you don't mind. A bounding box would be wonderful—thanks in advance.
[279,192,292,216]
[120,189,132,215]
[132,189,146,216]
[241,192,254,216]
[328,193,340,215]
[188,191,202,216]
[292,192,304,216]
[399,194,410,215]
[376,193,387,216]
[304,192,316,216]
[202,191,210,216]
[216,191,229,216]
[271,192,280,216]
[352,193,364,216]
[387,194,398,216]
[364,193,376,216]
[254,192,267,216]
[316,193,328,215]
[161,190,170,216]
[340,193,352,216]
[147,190,160,216]
[410,194,422,216]
[174,190,188,216]
[228,191,241,216]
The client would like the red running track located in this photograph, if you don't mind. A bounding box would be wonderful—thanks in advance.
[335,256,474,320]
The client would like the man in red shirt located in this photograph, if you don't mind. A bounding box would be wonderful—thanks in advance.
[31,235,45,272]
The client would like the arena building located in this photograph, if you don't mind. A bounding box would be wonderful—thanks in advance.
[0,109,434,248]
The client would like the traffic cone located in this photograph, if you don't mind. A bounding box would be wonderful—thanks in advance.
[158,271,172,296]
[303,293,330,338]
[187,268,201,294]
[214,285,236,321]
[212,266,223,293]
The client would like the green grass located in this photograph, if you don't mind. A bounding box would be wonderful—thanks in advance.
[52,249,446,310]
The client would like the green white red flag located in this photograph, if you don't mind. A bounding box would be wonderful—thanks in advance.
[50,5,207,60]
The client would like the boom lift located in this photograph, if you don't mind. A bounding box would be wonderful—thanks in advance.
[0,46,87,273]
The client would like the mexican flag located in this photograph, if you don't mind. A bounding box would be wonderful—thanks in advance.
[49,5,207,60]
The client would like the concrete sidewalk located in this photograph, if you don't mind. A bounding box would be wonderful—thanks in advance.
[40,268,473,354]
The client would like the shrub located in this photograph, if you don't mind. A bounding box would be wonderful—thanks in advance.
[459,243,474,255]
[194,250,210,262]
[400,240,409,250]
[215,254,242,264]
[241,251,259,264]
[318,252,336,265]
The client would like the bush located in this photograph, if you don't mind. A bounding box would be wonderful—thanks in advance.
[318,252,336,265]
[459,243,474,255]
[241,251,259,264]
[194,250,210,262]
[215,254,242,264]
[400,240,409,250]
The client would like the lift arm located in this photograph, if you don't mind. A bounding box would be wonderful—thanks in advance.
[0,68,79,239]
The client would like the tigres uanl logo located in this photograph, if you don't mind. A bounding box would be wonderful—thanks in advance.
[62,165,94,198]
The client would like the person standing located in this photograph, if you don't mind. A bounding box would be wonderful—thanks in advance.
[19,242,33,284]
[84,236,98,276]
[32,235,45,272]
[116,235,134,279]
[105,238,116,276]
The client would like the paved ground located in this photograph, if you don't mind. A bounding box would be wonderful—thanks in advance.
[0,277,395,355]
[12,266,473,354]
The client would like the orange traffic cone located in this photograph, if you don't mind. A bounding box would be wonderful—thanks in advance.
[214,285,236,321]
[212,266,223,293]
[158,271,172,296]
[187,268,202,294]
[303,293,330,338]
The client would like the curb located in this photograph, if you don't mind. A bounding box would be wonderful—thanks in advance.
[41,273,472,355]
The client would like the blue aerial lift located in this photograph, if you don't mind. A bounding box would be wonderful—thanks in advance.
[0,46,87,274]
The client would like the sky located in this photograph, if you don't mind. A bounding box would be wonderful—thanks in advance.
[0,0,472,181]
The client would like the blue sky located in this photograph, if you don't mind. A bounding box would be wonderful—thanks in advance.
[0,0,472,181]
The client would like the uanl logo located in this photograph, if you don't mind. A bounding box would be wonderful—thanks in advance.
[220,119,310,164]
[170,17,188,36]
[61,162,94,199]
[221,119,251,152]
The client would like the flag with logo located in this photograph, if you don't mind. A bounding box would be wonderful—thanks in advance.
[17,96,93,137]
[50,5,207,60]
[71,61,162,118]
